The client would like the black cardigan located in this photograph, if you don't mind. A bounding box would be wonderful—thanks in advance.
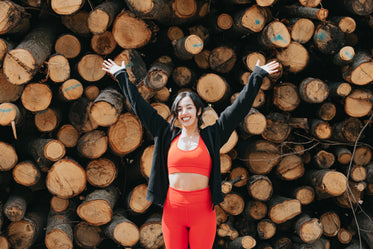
[114,66,268,207]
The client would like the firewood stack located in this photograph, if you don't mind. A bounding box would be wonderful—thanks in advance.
[0,0,373,248]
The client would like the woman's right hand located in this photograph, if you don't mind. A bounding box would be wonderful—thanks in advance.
[102,59,126,75]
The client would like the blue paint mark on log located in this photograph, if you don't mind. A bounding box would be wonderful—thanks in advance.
[63,83,82,92]
[344,51,353,59]
[270,34,287,43]
[193,43,203,47]
[255,20,261,25]
[0,108,13,113]
[315,31,327,41]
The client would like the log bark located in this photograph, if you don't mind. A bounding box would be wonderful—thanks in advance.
[353,146,372,166]
[344,0,373,16]
[45,208,74,249]
[233,5,271,34]
[307,169,347,199]
[334,46,355,66]
[273,82,300,112]
[257,219,276,240]
[334,147,352,165]
[209,46,237,73]
[262,112,291,143]
[332,117,363,142]
[244,200,267,220]
[313,150,335,169]
[113,49,148,84]
[3,24,55,85]
[294,214,323,244]
[311,119,332,140]
[77,186,120,226]
[317,102,336,121]
[282,5,328,21]
[217,217,239,240]
[0,0,30,35]
[228,236,256,249]
[172,34,204,60]
[61,10,90,37]
[3,189,31,222]
[0,70,24,103]
[319,211,340,237]
[145,56,174,90]
[69,97,98,133]
[342,51,373,85]
[172,66,196,87]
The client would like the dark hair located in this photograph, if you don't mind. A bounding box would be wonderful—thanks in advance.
[169,91,204,130]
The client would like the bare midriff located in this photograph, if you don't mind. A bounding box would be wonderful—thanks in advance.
[169,172,209,191]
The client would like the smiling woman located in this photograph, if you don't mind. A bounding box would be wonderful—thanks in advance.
[102,58,279,249]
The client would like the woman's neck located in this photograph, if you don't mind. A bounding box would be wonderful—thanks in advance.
[181,126,200,138]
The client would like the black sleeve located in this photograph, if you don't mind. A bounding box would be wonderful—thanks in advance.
[114,69,170,138]
[215,66,268,144]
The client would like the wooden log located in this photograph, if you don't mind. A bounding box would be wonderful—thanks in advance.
[47,54,70,83]
[34,107,62,133]
[113,49,148,84]
[333,46,355,66]
[50,196,69,213]
[276,155,304,181]
[319,211,340,237]
[20,83,53,112]
[298,0,322,7]
[172,34,203,60]
[77,186,120,226]
[273,237,292,249]
[208,12,233,33]
[299,77,329,104]
[69,97,98,133]
[262,112,291,143]
[61,10,90,37]
[344,88,373,118]
[46,158,86,199]
[0,70,24,103]
[0,38,14,66]
[222,176,244,194]
[247,175,273,202]
[0,0,30,35]
[344,0,373,16]
[257,219,276,240]
[244,200,267,220]
[108,112,143,156]
[12,161,41,187]
[219,192,245,216]
[209,46,237,73]
[233,5,271,34]
[216,205,229,225]
[0,141,18,171]
[317,102,336,121]
[238,139,280,175]
[74,221,103,249]
[282,5,328,21]
[273,82,300,112]
[337,227,353,244]
[268,196,302,224]
[3,189,31,222]
[167,26,184,41]
[292,186,315,205]
[228,166,248,188]
[87,0,123,35]
[124,0,171,22]
[77,130,108,159]
[345,165,367,182]
[334,147,352,165]
[50,0,84,15]
[56,124,80,148]
[139,214,164,249]
[342,51,373,86]
[307,169,347,199]
[197,73,230,103]
[91,31,117,55]
[259,21,291,48]
[243,52,266,72]
[86,158,117,188]
[45,208,74,249]
[352,212,373,248]
[151,102,171,121]
[172,66,196,87]
[228,236,256,249]
[126,183,152,214]
[332,117,363,143]
[145,56,174,90]
[335,180,365,208]
[328,81,352,98]
[112,11,154,49]
[104,210,140,247]
[59,79,84,102]
[276,41,309,73]
[294,214,323,244]
[54,34,81,59]
[27,138,65,171]
[217,217,239,240]
[3,24,55,85]
[240,108,267,136]
[314,22,345,54]
[353,146,372,166]
[7,209,47,249]
[0,103,22,129]
[0,236,9,249]
[77,54,106,82]
[220,130,238,154]
[286,18,315,44]
[367,163,373,183]
[90,87,124,127]
[313,150,335,169]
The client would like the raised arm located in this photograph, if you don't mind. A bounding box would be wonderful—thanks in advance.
[102,59,170,138]
[216,60,279,144]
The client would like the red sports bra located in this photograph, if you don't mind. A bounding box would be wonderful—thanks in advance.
[167,135,212,177]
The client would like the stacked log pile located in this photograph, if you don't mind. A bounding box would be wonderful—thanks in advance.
[0,0,373,249]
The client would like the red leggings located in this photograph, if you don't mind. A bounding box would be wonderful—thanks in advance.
[162,186,216,249]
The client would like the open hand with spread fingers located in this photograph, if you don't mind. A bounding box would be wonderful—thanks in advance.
[102,59,126,75]
[256,60,280,75]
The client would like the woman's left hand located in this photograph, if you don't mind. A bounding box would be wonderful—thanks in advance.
[256,60,280,75]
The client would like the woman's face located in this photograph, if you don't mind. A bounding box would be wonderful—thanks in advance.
[177,96,201,130]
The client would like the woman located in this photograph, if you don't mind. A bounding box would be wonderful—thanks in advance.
[103,58,279,249]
